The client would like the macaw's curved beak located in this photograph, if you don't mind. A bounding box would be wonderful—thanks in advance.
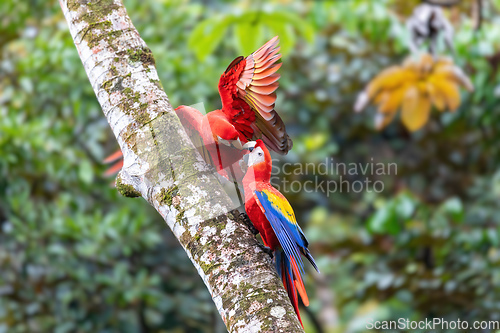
[239,153,250,172]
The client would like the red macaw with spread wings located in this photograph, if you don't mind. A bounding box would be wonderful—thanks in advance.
[105,37,292,182]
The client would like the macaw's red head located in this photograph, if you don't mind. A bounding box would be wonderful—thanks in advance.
[241,140,272,182]
[218,56,245,108]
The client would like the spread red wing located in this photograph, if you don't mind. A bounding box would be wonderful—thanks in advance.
[236,37,292,154]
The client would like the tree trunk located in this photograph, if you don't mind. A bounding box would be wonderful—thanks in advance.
[58,0,305,332]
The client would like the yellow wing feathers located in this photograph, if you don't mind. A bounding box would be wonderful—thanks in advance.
[259,189,297,225]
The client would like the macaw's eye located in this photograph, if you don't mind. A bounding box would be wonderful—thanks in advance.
[258,152,263,156]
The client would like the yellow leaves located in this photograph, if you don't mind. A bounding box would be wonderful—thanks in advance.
[426,82,446,111]
[428,76,461,111]
[377,85,406,114]
[401,87,431,132]
[366,67,408,99]
[355,53,473,132]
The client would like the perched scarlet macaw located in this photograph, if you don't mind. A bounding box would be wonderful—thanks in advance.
[241,140,319,327]
[105,36,292,182]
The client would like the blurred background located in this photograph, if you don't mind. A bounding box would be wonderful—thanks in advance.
[2,0,500,332]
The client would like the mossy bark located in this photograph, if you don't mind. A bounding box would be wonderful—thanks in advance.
[59,0,305,331]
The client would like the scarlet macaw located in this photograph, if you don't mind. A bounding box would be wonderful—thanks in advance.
[241,140,319,327]
[105,37,292,182]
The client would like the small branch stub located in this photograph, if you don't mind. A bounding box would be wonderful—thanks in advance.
[115,172,141,198]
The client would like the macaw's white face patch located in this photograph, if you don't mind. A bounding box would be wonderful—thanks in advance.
[248,146,265,167]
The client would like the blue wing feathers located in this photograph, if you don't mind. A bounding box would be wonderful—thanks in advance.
[255,191,302,268]
[255,190,315,277]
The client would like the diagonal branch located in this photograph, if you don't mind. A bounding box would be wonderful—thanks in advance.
[58,0,304,331]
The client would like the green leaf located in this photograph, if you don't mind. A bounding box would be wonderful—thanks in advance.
[262,11,314,55]
[188,15,233,60]
[394,192,416,219]
[267,11,314,42]
[367,202,399,235]
[440,197,464,223]
[486,228,500,247]
[265,20,295,56]
[78,159,93,184]
[234,20,264,56]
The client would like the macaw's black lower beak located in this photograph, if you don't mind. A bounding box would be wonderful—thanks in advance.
[243,154,250,164]
[239,154,250,173]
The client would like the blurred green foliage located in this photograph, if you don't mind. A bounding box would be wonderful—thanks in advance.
[2,0,500,332]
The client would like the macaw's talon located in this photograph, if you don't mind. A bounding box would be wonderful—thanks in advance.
[217,136,231,147]
[257,243,274,258]
[239,212,259,235]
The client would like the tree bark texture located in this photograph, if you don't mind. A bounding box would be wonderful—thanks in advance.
[58,0,305,332]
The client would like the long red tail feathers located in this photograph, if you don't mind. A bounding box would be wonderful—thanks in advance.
[290,257,309,307]
[281,256,303,327]
[277,251,308,328]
